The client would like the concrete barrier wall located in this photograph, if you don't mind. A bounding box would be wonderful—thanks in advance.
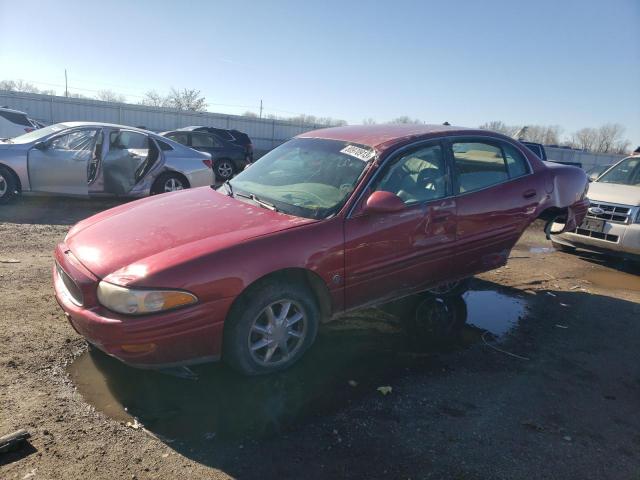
[0,90,326,152]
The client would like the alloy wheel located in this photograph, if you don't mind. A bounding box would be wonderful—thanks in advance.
[163,177,184,192]
[216,161,234,180]
[248,300,308,367]
[0,173,7,197]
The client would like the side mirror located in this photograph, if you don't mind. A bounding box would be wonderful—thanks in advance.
[34,141,47,150]
[364,190,406,214]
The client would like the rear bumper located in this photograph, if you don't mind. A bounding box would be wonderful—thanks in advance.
[53,243,233,368]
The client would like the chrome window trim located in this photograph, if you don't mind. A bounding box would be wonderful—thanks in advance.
[345,134,534,219]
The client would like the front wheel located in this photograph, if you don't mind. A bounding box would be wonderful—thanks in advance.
[0,166,18,204]
[223,282,319,375]
[425,277,471,297]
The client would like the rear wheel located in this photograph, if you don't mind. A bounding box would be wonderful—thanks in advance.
[214,159,235,181]
[425,277,471,297]
[151,172,189,195]
[0,166,18,204]
[223,281,319,375]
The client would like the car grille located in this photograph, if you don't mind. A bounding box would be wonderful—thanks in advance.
[575,228,620,243]
[587,201,632,224]
[56,262,84,306]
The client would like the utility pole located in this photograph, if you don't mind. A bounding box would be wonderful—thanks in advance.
[64,69,68,97]
[259,99,263,119]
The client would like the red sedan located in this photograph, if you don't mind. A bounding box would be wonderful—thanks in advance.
[54,124,589,375]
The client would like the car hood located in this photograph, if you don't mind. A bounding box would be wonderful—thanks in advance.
[588,182,640,206]
[65,187,315,281]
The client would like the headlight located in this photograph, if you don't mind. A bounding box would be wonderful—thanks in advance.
[635,209,640,224]
[97,281,198,315]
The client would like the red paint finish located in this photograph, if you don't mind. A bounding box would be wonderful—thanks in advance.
[54,125,589,368]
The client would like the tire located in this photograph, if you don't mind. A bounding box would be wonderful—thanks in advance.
[223,281,319,375]
[425,277,472,297]
[151,172,189,195]
[551,240,576,253]
[0,165,18,204]
[214,159,235,181]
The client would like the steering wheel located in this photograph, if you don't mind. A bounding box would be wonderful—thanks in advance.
[417,169,442,191]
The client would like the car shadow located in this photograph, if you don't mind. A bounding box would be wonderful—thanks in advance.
[66,280,640,478]
[0,196,130,226]
[571,249,640,277]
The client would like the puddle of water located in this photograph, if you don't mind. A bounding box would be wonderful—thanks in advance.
[68,289,527,444]
[463,290,526,336]
[585,270,640,292]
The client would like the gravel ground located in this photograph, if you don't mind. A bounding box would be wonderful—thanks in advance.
[1,196,639,480]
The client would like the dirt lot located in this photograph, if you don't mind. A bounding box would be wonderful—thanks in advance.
[1,196,639,480]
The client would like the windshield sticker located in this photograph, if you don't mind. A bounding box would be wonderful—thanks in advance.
[340,145,375,162]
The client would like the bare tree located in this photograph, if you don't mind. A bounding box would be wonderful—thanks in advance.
[594,123,626,153]
[569,128,598,151]
[166,88,207,112]
[0,79,55,95]
[96,89,126,103]
[243,111,258,118]
[389,116,422,124]
[479,121,522,137]
[362,118,377,125]
[139,90,168,108]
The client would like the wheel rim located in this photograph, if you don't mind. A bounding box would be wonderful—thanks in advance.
[248,300,307,367]
[0,173,7,197]
[428,280,461,295]
[217,161,233,179]
[163,177,184,192]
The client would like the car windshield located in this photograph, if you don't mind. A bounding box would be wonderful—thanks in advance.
[597,157,640,186]
[228,138,372,219]
[8,123,67,144]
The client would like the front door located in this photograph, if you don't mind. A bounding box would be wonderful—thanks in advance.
[28,128,100,195]
[344,141,457,309]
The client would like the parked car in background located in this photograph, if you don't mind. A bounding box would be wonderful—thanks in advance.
[521,141,547,161]
[586,164,613,182]
[161,126,253,181]
[0,106,41,139]
[552,156,640,261]
[0,122,213,203]
[53,124,589,375]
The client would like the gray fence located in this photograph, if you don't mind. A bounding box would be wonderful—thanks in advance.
[0,90,326,153]
[545,146,626,170]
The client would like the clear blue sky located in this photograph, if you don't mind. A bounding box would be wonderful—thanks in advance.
[1,0,638,145]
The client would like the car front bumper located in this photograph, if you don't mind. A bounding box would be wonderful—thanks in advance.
[553,221,640,259]
[53,243,233,368]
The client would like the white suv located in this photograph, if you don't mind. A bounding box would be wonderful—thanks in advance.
[552,155,640,261]
[0,107,41,139]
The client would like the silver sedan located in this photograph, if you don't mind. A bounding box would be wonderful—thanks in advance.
[0,122,214,203]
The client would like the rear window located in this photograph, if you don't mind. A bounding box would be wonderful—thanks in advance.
[0,110,32,127]
[166,132,189,145]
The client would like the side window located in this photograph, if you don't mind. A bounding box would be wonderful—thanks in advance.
[166,132,188,145]
[374,144,447,205]
[110,131,149,150]
[191,133,219,148]
[50,129,98,151]
[503,143,530,178]
[452,141,509,193]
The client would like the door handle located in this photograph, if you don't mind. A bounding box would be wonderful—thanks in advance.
[523,189,537,199]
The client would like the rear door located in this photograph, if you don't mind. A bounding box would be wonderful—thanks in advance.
[344,141,457,309]
[449,137,537,274]
[27,128,100,195]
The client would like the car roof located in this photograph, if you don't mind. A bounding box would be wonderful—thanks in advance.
[57,121,156,135]
[0,106,28,115]
[297,124,479,153]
